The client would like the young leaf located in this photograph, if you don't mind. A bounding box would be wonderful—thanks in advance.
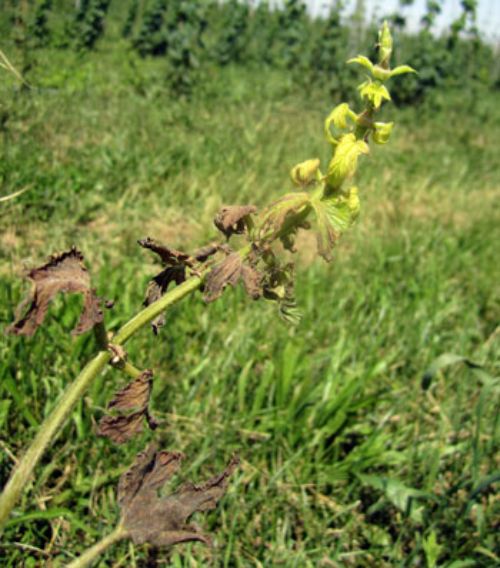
[118,444,239,548]
[377,21,393,67]
[324,104,357,145]
[389,64,417,78]
[326,134,369,189]
[214,205,257,238]
[290,159,321,187]
[373,121,394,145]
[358,80,391,110]
[347,55,374,74]
[7,247,103,336]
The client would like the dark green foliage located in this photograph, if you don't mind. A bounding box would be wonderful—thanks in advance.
[121,0,139,39]
[214,0,249,66]
[277,0,307,70]
[165,0,207,96]
[247,0,278,65]
[133,0,168,57]
[29,0,52,47]
[76,0,111,51]
[309,5,356,102]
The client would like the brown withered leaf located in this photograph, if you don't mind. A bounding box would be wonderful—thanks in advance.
[259,193,309,240]
[7,247,103,337]
[108,370,153,412]
[97,411,145,444]
[118,444,239,548]
[98,370,157,444]
[241,265,262,300]
[204,251,263,303]
[138,238,192,266]
[139,238,220,334]
[214,205,257,238]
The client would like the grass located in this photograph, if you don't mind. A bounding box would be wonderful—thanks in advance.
[0,43,499,567]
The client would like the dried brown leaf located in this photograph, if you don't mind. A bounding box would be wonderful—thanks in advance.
[108,370,153,412]
[119,445,239,548]
[203,253,243,303]
[214,205,257,238]
[138,238,192,266]
[7,247,103,337]
[97,411,145,445]
[98,370,158,444]
[241,265,262,300]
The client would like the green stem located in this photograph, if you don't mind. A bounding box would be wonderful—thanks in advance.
[0,350,111,530]
[0,209,310,533]
[66,524,129,568]
[0,274,203,532]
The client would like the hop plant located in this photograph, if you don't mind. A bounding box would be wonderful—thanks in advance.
[0,22,416,566]
[214,0,250,66]
[76,0,111,51]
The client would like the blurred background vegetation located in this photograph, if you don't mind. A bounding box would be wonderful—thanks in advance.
[0,0,499,566]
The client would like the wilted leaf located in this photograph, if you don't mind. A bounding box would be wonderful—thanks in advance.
[214,205,257,238]
[97,411,145,445]
[138,238,192,266]
[311,187,360,261]
[204,253,243,303]
[326,134,369,189]
[139,238,217,334]
[259,192,310,239]
[241,265,262,300]
[98,370,157,444]
[118,444,239,548]
[108,370,153,411]
[262,260,301,325]
[7,247,103,337]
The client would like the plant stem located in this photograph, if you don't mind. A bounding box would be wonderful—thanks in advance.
[66,525,129,568]
[0,274,204,532]
[0,210,310,532]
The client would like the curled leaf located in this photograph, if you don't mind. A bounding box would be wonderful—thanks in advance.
[377,20,393,67]
[7,247,103,337]
[108,369,153,411]
[326,134,369,189]
[204,252,262,303]
[373,121,394,145]
[347,55,374,74]
[97,411,145,445]
[259,192,310,240]
[290,159,321,187]
[324,103,358,144]
[98,370,157,444]
[262,260,301,326]
[214,205,257,238]
[119,444,239,548]
[389,65,417,78]
[358,80,391,110]
[311,187,360,261]
[139,238,218,334]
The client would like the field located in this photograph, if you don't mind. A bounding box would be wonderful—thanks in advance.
[0,25,499,568]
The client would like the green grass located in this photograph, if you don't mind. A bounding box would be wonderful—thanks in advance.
[0,45,499,567]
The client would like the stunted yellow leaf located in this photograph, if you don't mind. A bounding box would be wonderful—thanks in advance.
[324,103,357,145]
[373,121,394,145]
[358,80,391,110]
[327,134,369,189]
[290,159,321,187]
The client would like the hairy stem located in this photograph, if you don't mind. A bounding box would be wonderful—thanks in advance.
[66,524,129,568]
[0,207,311,532]
[0,274,204,531]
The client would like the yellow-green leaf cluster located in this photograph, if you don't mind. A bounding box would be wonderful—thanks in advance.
[327,134,369,189]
